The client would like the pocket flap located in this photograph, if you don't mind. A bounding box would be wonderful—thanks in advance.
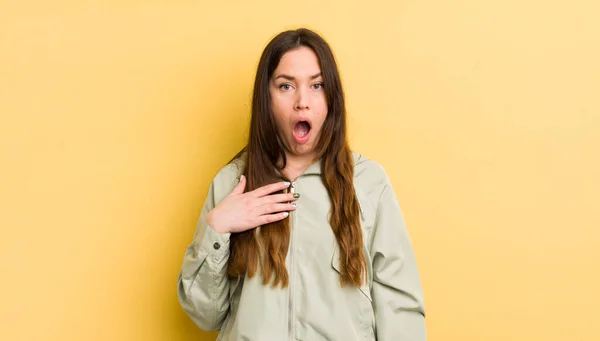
[331,245,372,302]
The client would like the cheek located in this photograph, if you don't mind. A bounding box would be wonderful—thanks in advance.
[270,98,289,130]
[313,98,328,130]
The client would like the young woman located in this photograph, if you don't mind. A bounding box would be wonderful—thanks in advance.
[177,28,426,341]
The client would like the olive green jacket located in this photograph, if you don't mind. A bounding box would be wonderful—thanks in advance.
[177,152,426,340]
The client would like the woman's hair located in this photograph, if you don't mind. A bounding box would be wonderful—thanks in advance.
[227,28,365,288]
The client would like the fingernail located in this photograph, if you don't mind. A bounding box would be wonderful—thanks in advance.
[292,203,297,208]
[283,181,291,186]
[293,193,300,198]
[283,212,289,217]
[239,175,244,182]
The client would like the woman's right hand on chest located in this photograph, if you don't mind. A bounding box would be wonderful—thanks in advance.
[205,175,299,234]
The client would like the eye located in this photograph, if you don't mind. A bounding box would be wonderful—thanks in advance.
[279,84,293,91]
[312,83,324,90]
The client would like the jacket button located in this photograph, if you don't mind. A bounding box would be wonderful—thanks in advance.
[213,242,221,250]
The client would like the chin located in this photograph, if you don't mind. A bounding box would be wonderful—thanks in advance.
[293,145,315,156]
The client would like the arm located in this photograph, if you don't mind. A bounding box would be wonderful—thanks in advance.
[370,182,426,341]
[177,179,233,331]
[177,163,297,331]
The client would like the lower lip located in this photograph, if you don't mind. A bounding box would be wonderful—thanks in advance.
[293,129,311,144]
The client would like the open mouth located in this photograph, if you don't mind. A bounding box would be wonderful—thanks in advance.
[292,119,312,144]
[293,120,311,137]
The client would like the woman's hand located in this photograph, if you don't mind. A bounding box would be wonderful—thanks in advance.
[206,175,299,234]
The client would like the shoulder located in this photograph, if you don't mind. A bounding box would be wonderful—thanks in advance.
[214,151,246,182]
[351,151,395,221]
[352,151,392,190]
[209,155,246,203]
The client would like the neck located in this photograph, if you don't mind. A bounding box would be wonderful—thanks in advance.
[281,152,317,181]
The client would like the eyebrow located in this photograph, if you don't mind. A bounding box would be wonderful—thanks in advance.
[274,72,322,81]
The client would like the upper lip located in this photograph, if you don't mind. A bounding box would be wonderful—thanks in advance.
[293,117,312,129]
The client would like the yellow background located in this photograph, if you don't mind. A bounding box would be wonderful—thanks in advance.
[1,1,599,340]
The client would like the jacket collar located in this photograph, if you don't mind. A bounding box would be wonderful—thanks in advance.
[287,151,362,177]
[235,151,362,178]
[300,158,322,176]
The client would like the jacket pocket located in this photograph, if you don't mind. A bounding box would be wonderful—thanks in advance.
[331,246,376,340]
[330,246,372,302]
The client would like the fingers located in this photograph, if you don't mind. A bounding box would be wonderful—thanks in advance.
[251,180,292,198]
[256,211,290,225]
[257,203,297,216]
[258,193,299,205]
[232,175,247,195]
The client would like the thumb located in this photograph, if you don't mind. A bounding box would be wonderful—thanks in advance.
[232,174,246,195]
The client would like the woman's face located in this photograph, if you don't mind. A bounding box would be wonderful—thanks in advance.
[269,46,328,159]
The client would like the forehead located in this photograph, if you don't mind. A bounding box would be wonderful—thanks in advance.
[274,46,321,77]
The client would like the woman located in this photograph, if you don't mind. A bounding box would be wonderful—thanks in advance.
[177,28,426,340]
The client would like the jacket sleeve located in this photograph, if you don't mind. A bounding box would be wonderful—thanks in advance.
[370,182,426,341]
[177,175,234,332]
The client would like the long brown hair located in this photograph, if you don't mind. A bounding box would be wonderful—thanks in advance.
[227,28,365,288]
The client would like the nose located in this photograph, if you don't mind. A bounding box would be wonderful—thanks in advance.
[294,88,309,111]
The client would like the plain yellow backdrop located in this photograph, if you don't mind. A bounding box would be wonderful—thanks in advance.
[1,1,599,340]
